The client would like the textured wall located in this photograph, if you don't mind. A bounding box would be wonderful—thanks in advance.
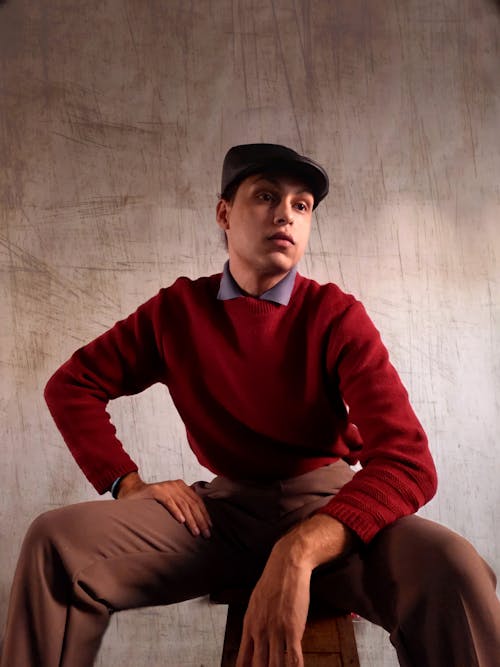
[1,1,499,665]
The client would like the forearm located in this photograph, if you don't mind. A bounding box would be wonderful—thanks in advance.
[325,300,437,542]
[271,513,357,572]
[236,514,357,665]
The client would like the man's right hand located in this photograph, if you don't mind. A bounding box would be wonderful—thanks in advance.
[116,472,212,538]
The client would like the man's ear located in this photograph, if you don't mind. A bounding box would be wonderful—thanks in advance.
[216,199,231,230]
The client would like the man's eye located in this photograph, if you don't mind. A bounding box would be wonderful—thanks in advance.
[258,192,275,202]
[295,202,309,211]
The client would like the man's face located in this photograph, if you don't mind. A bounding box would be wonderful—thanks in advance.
[216,172,314,283]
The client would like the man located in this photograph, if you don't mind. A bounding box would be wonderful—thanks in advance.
[1,144,499,667]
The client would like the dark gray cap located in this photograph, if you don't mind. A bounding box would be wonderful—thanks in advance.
[221,143,329,209]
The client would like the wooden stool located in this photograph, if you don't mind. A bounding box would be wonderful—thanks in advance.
[211,589,360,667]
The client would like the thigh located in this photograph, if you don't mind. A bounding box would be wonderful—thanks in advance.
[26,496,259,611]
[310,514,496,630]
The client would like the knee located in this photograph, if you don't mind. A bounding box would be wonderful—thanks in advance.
[23,505,85,557]
[24,508,64,550]
[414,526,496,596]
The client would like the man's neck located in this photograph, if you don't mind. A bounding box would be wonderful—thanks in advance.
[228,263,290,297]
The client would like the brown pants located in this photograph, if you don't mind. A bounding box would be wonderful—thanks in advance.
[1,462,499,667]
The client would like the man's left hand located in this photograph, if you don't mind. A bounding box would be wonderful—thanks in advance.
[236,545,311,667]
[236,514,354,667]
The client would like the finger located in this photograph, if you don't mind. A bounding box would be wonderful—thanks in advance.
[268,626,303,667]
[284,639,303,667]
[175,498,203,537]
[167,480,212,525]
[151,482,207,536]
[187,506,211,538]
[268,633,286,667]
[184,485,213,527]
[236,632,254,667]
[177,487,212,537]
[147,482,187,521]
[184,497,212,537]
[160,496,188,524]
[252,637,269,667]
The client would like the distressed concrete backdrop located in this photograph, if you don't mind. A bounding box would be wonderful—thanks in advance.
[1,1,499,665]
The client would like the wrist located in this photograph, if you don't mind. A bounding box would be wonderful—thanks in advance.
[115,471,145,498]
[273,514,353,571]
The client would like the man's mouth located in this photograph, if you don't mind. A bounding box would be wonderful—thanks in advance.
[268,233,295,245]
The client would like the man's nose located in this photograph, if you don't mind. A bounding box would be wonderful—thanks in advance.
[273,200,294,225]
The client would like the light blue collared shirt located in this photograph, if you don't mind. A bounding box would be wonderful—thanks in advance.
[217,261,297,306]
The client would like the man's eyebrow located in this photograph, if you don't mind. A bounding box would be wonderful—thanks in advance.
[251,176,313,196]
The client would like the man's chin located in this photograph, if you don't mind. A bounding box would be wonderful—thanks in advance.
[260,259,295,277]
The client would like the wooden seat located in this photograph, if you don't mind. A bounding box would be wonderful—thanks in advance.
[211,589,360,667]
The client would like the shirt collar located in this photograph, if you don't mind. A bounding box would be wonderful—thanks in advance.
[217,261,297,306]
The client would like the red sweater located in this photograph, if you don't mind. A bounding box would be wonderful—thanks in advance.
[44,272,437,543]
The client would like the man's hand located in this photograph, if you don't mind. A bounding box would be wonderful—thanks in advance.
[237,514,354,667]
[116,472,212,538]
[237,547,311,667]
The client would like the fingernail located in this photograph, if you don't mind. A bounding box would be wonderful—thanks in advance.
[202,528,211,538]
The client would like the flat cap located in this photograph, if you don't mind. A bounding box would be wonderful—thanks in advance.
[221,143,329,209]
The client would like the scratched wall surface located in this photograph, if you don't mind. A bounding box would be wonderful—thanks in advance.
[1,1,499,665]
